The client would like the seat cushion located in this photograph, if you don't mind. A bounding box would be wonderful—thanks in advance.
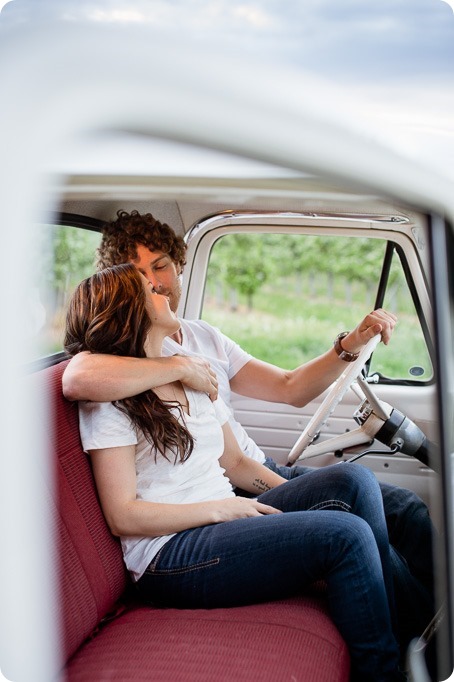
[65,596,350,681]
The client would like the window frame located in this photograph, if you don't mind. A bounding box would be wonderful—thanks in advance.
[182,211,434,387]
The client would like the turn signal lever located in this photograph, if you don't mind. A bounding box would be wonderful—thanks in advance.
[346,401,437,471]
[374,407,436,471]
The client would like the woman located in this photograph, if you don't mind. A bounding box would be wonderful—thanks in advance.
[64,263,404,681]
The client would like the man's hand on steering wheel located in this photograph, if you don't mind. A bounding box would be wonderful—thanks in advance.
[341,309,397,355]
[287,308,397,465]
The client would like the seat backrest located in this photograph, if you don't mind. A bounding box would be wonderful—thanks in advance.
[40,360,128,662]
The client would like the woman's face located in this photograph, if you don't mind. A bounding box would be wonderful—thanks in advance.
[140,273,181,336]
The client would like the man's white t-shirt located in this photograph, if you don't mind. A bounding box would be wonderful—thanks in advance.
[162,319,266,463]
[78,390,234,582]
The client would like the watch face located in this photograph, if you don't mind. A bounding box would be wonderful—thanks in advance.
[341,351,354,361]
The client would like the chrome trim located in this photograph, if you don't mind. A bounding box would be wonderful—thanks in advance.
[186,210,410,243]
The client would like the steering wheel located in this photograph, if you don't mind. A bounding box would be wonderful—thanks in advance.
[287,335,382,465]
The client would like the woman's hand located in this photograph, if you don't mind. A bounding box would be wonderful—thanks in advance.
[211,496,282,523]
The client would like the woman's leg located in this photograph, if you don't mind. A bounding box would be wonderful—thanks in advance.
[258,462,396,622]
[136,510,400,681]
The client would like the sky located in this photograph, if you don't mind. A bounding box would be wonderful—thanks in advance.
[2,0,453,83]
[0,0,453,180]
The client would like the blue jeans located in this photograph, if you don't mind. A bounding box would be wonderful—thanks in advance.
[265,457,436,649]
[136,463,401,681]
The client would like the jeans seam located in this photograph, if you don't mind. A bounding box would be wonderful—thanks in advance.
[146,556,220,576]
[308,499,351,512]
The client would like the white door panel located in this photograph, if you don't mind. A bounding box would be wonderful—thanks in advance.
[232,382,437,455]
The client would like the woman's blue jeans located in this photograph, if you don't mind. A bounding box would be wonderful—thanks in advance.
[136,463,401,681]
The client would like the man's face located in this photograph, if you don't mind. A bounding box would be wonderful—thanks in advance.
[131,244,182,313]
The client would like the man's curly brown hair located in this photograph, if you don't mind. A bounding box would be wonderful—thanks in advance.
[96,210,187,271]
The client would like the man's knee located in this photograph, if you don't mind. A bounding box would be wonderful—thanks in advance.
[379,481,429,518]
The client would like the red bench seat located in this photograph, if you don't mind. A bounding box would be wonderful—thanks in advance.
[42,360,349,681]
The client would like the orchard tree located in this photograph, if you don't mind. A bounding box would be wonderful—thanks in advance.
[39,226,99,312]
[208,233,273,310]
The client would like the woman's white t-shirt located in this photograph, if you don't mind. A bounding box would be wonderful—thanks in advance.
[78,390,234,582]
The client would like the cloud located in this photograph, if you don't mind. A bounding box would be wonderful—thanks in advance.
[1,0,453,177]
[250,0,454,83]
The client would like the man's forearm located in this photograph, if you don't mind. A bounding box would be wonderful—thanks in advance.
[231,310,397,408]
[62,352,217,402]
[230,351,345,409]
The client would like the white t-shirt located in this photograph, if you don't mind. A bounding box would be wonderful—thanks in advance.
[162,319,266,463]
[78,390,234,582]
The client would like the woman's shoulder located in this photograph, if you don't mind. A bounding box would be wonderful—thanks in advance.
[78,401,137,451]
[78,400,133,431]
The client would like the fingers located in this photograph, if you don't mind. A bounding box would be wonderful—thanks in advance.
[363,308,397,346]
[345,308,397,353]
[179,355,219,399]
[234,497,282,517]
[207,367,219,402]
[255,502,282,516]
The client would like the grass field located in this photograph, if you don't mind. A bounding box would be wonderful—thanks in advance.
[202,277,433,381]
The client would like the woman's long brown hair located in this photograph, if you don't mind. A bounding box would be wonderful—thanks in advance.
[64,263,194,463]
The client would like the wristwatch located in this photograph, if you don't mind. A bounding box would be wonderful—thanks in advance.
[333,331,360,362]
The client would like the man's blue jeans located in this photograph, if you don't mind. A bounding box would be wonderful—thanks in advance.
[266,457,436,649]
[136,463,401,681]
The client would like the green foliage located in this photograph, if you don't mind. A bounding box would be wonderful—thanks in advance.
[34,225,101,358]
[204,233,433,380]
[44,226,100,290]
[208,233,390,308]
[38,225,100,315]
[211,234,273,308]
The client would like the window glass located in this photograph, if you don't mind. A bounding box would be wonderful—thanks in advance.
[32,224,101,360]
[371,249,433,381]
[201,233,432,382]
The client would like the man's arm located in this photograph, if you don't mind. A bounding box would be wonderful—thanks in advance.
[230,309,397,408]
[62,352,218,402]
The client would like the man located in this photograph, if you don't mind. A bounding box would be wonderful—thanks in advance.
[63,209,435,651]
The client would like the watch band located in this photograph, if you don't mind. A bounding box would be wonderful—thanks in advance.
[333,331,360,362]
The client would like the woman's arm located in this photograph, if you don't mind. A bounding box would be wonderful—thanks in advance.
[90,443,281,538]
[219,423,286,495]
[63,351,218,402]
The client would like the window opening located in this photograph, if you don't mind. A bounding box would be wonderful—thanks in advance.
[32,223,101,361]
[202,232,432,382]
